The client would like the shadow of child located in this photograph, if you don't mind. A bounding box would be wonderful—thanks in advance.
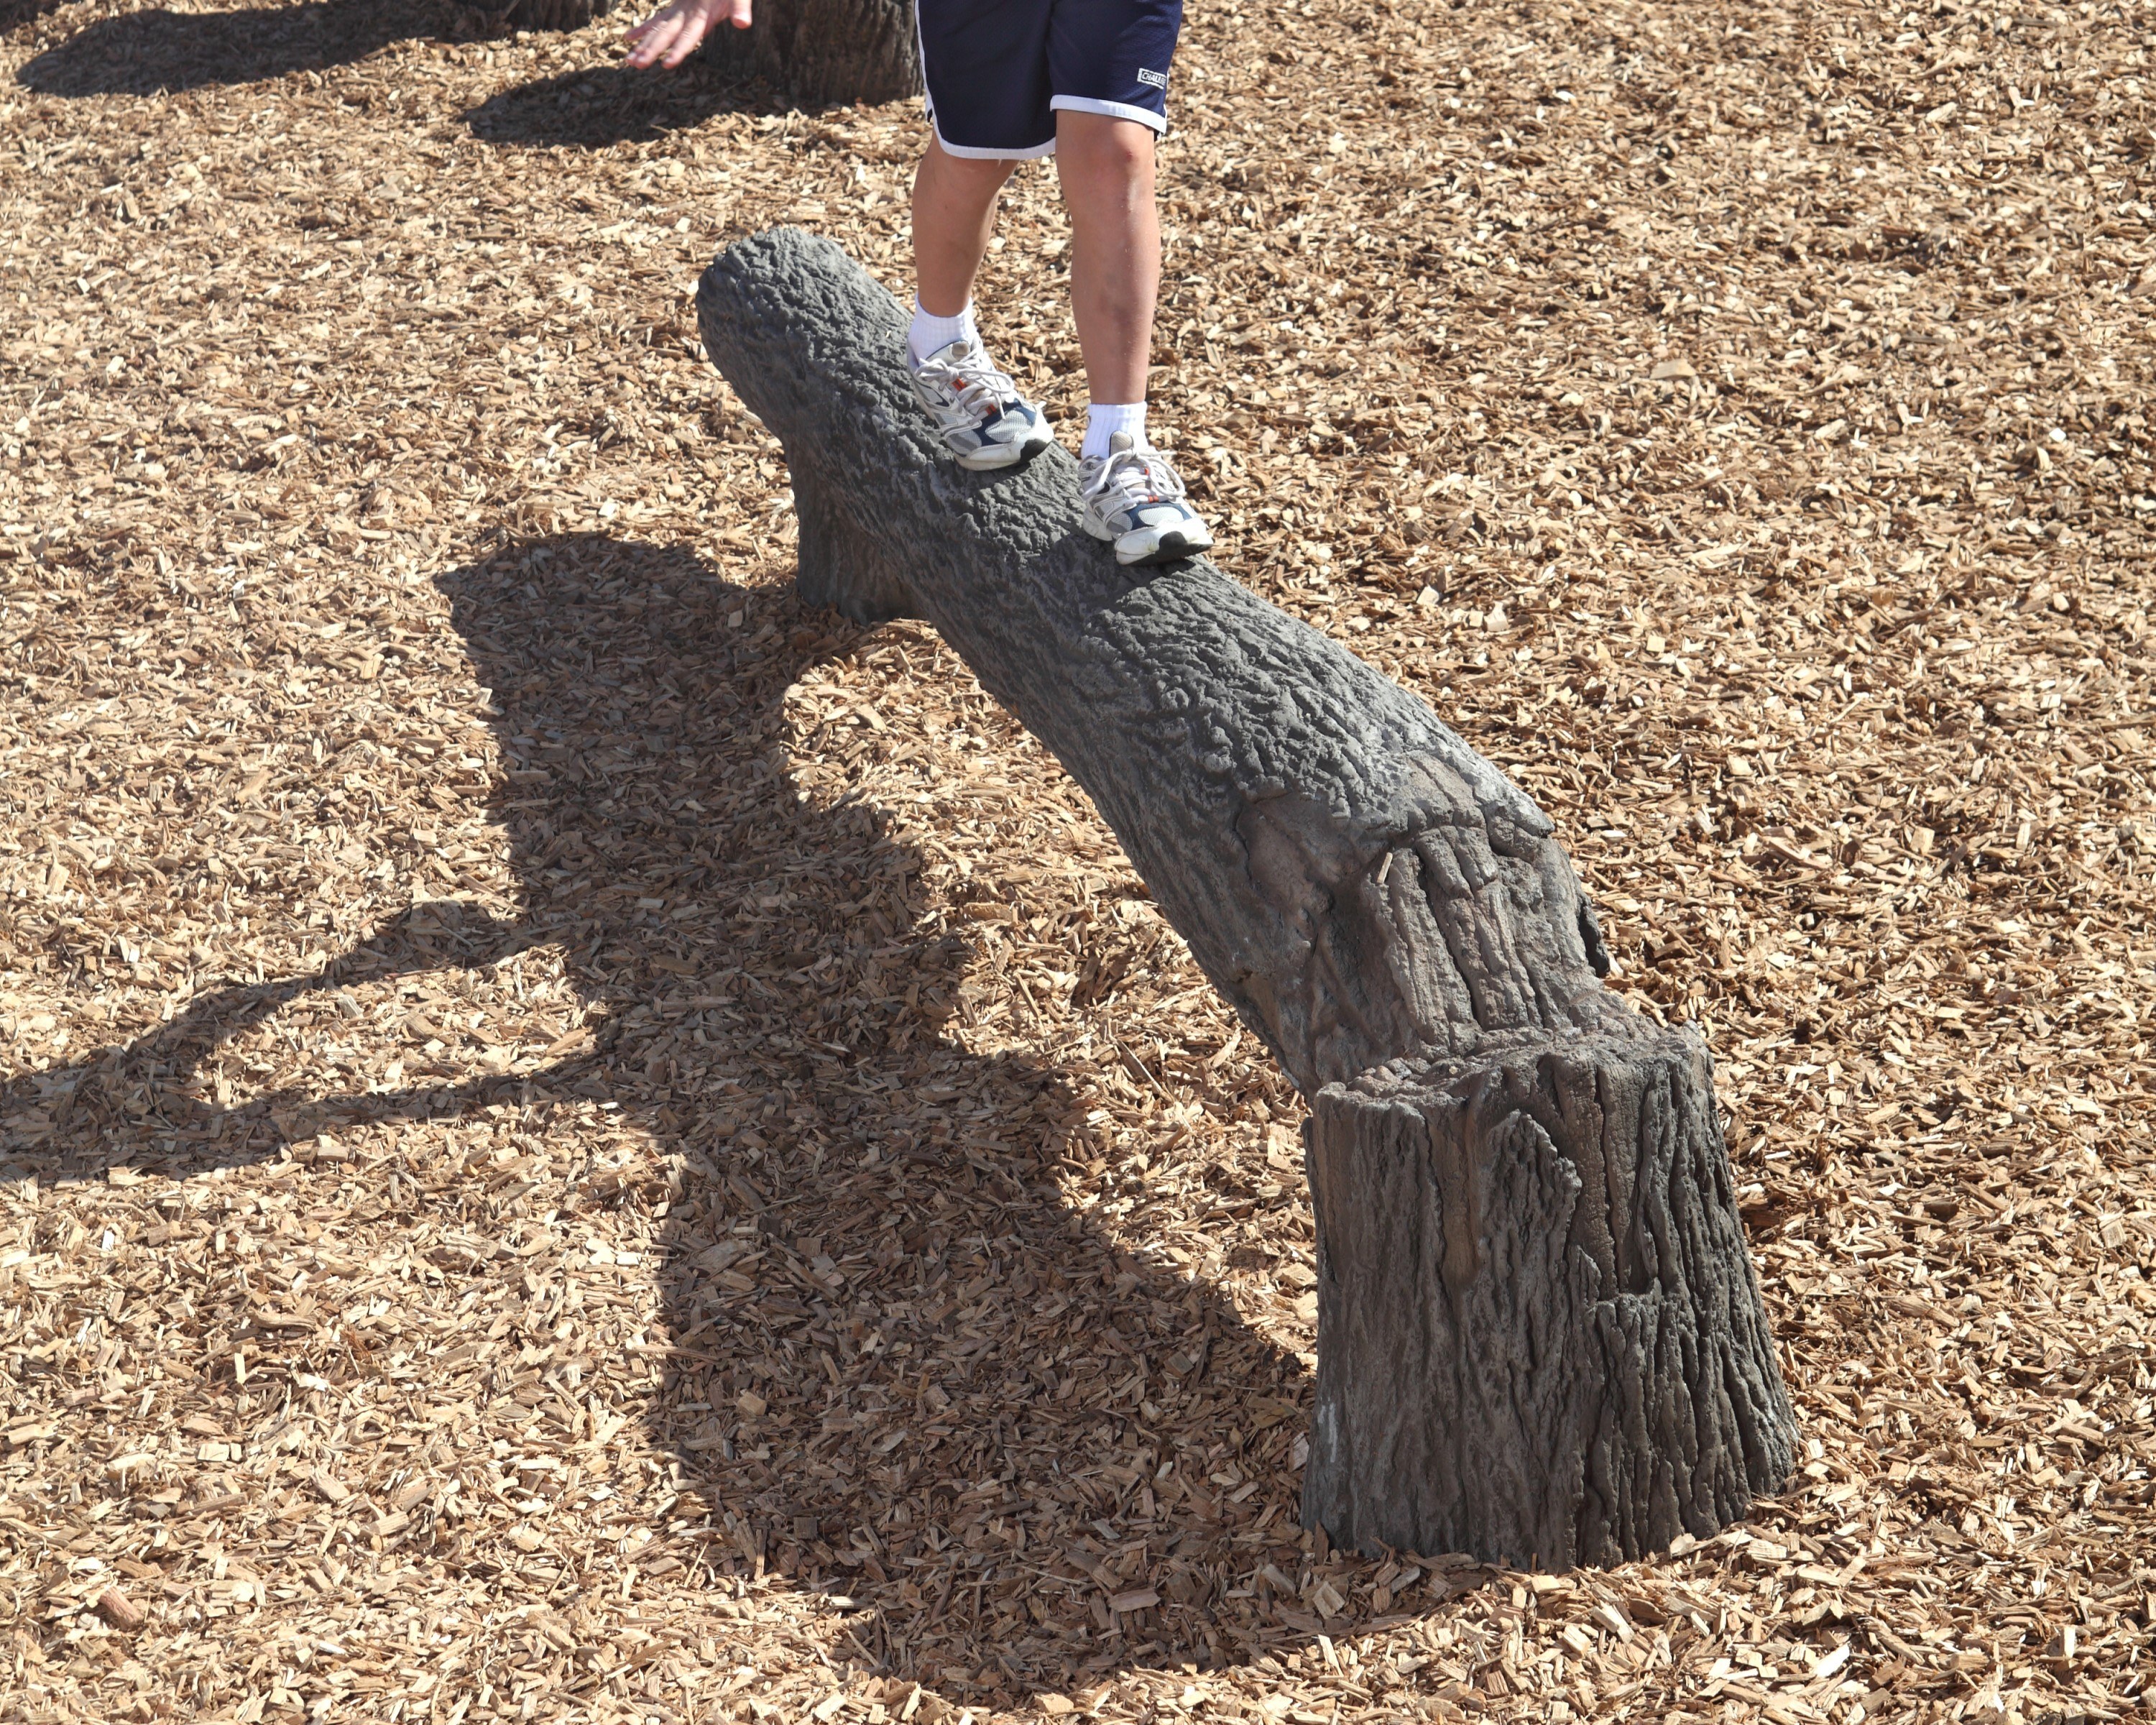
[1,533,1320,1703]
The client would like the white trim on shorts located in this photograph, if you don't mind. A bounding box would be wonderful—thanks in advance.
[1049,94,1169,133]
[929,119,1059,160]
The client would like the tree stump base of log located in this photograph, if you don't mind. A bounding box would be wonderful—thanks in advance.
[1304,1026,1791,1568]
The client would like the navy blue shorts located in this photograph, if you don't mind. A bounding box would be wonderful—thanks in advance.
[916,0,1184,160]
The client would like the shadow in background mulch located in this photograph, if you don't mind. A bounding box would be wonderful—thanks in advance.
[0,0,75,36]
[0,533,1314,1700]
[465,58,786,148]
[16,0,451,96]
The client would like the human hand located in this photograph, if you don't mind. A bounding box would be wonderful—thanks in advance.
[624,0,748,68]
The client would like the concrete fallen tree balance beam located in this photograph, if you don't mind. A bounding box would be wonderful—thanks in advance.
[696,228,1795,1569]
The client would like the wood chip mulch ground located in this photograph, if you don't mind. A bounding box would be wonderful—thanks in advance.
[3,0,2155,1721]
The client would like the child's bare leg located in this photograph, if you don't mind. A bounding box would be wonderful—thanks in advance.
[903,139,1051,471]
[1056,109,1207,564]
[1054,111,1160,411]
[912,140,1017,318]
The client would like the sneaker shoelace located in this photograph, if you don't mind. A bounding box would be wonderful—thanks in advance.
[1084,446,1188,511]
[918,343,1021,418]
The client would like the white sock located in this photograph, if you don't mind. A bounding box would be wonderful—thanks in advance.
[1082,401,1148,461]
[908,298,977,364]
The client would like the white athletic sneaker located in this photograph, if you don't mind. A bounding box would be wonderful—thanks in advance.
[907,336,1052,472]
[1079,434,1215,566]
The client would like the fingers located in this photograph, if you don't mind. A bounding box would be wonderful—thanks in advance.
[625,0,747,67]
[624,5,686,65]
[659,11,707,63]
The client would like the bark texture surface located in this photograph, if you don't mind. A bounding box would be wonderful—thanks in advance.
[697,0,918,107]
[697,228,1796,1566]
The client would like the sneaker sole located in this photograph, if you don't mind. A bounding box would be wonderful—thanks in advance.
[1121,533,1207,565]
[953,430,1052,472]
[1079,515,1210,564]
[1115,530,1212,567]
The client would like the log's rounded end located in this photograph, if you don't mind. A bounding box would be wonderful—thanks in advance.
[1302,1026,1796,1568]
[696,230,931,624]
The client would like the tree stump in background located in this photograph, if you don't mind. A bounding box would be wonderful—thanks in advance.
[696,227,1796,1568]
[697,0,918,107]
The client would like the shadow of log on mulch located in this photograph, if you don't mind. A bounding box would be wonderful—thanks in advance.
[0,533,1323,1702]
